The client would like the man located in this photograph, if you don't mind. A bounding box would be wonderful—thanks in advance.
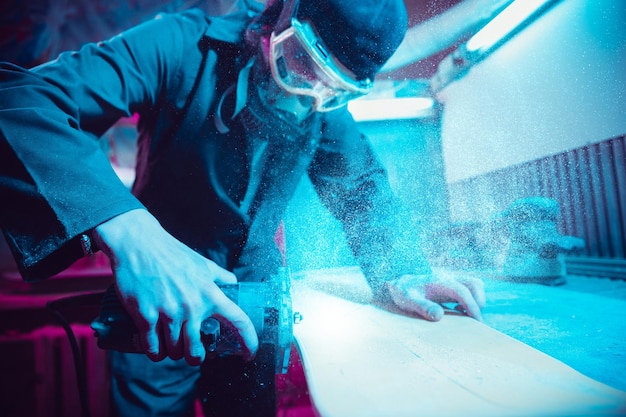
[0,0,485,415]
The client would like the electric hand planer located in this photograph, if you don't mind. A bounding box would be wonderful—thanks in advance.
[90,267,296,374]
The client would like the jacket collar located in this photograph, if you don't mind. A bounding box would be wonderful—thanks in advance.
[203,10,255,45]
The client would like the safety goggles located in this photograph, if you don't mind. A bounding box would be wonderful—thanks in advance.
[269,18,373,112]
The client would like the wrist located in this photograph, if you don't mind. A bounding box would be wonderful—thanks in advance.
[92,209,153,258]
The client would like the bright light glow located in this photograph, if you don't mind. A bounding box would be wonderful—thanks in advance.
[466,0,554,53]
[347,97,435,122]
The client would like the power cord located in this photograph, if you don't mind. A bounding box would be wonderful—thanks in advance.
[46,292,105,417]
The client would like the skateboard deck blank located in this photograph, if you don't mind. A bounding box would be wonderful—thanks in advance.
[291,268,626,417]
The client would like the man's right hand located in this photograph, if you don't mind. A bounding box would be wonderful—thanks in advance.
[92,209,259,366]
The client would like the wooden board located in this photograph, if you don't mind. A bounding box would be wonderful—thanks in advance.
[291,268,626,417]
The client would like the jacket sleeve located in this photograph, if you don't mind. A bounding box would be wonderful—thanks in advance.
[0,11,205,280]
[308,108,432,295]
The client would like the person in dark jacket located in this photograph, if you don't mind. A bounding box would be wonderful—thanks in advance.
[0,0,485,415]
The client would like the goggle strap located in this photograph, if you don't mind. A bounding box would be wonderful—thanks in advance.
[213,57,255,134]
[233,57,256,118]
[274,0,299,34]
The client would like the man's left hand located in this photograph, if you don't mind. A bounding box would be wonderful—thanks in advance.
[384,272,485,321]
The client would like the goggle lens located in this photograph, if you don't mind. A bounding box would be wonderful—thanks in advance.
[269,21,372,112]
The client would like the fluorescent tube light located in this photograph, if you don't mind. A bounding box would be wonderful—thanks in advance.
[348,97,436,122]
[466,0,557,54]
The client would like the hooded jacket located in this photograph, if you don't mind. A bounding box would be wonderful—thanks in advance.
[0,9,429,293]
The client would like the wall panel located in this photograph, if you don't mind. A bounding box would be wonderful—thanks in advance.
[449,135,626,260]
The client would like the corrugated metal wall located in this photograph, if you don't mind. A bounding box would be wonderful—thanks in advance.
[448,135,626,260]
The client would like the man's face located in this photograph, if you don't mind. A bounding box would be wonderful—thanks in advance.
[257,34,316,125]
[266,19,373,113]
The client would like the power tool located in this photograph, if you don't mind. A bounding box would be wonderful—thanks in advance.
[90,267,295,374]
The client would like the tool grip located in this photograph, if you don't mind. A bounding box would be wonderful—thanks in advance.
[90,285,244,356]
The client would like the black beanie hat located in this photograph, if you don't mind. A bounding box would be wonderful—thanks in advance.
[297,0,408,81]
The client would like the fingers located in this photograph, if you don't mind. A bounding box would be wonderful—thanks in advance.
[139,315,207,365]
[202,262,258,361]
[138,311,257,365]
[153,285,259,365]
[443,282,483,321]
[136,311,166,362]
[410,298,445,321]
[183,318,204,366]
[445,276,486,319]
[387,274,485,322]
[136,301,185,362]
[461,277,487,309]
[137,296,258,365]
[141,327,161,360]
[209,289,259,361]
[387,284,445,321]
[112,238,255,365]
[164,318,185,361]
